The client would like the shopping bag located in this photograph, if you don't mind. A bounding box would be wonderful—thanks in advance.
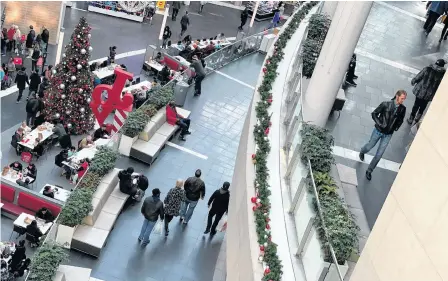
[13,57,22,65]
[217,215,227,232]
[152,220,163,235]
[36,57,43,66]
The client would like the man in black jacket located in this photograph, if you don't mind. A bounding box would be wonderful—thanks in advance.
[139,188,164,246]
[359,90,407,180]
[205,182,230,235]
[172,1,181,21]
[26,25,35,58]
[40,26,49,52]
[25,93,39,126]
[180,11,190,37]
[118,167,138,197]
[15,67,29,103]
[180,169,205,224]
[35,207,55,223]
[28,69,41,100]
[239,7,249,30]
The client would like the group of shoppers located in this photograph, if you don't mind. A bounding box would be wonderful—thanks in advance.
[138,169,230,247]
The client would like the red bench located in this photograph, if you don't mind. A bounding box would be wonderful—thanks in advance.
[17,192,61,217]
[1,184,29,216]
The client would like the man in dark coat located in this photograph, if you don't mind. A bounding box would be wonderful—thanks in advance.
[180,11,190,37]
[26,25,35,58]
[15,67,29,103]
[204,182,230,235]
[172,1,181,21]
[407,59,446,124]
[28,69,41,99]
[118,167,138,197]
[180,169,205,224]
[25,93,39,126]
[239,7,249,30]
[40,26,49,51]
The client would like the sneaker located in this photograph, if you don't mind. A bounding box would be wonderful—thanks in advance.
[353,75,358,79]
[346,80,357,87]
[184,131,191,135]
[183,220,188,225]
[142,242,149,247]
[359,152,364,161]
[210,230,217,236]
[407,116,414,125]
[179,135,186,141]
[204,230,210,234]
[16,101,20,104]
[180,217,184,222]
[365,170,372,181]
[138,237,142,243]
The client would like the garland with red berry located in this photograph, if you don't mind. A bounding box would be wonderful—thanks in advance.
[249,2,318,280]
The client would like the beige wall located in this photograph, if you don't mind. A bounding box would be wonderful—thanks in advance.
[350,73,448,281]
[4,1,62,45]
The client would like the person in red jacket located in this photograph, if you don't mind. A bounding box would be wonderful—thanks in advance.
[7,25,15,52]
[166,101,191,141]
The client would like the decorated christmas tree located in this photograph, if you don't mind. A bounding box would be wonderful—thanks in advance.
[43,17,94,134]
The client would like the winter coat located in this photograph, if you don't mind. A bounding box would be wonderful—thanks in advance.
[241,9,249,23]
[26,31,34,48]
[191,60,206,77]
[372,100,406,135]
[411,63,446,101]
[173,2,181,10]
[118,170,135,195]
[164,187,186,216]
[26,97,39,114]
[166,105,183,125]
[29,72,41,90]
[208,189,230,214]
[41,29,49,43]
[15,70,29,89]
[31,49,40,61]
[181,15,190,27]
[163,29,172,40]
[7,28,15,40]
[141,195,164,221]
[184,176,205,201]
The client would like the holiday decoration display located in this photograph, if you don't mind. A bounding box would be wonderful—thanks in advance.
[250,3,317,281]
[89,68,134,127]
[43,17,95,134]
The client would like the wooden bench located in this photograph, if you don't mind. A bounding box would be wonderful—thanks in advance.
[71,168,129,257]
[130,107,191,165]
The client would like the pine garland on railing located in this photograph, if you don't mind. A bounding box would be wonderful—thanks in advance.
[249,3,318,280]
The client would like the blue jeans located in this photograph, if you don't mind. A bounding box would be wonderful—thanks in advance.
[361,128,392,172]
[179,199,198,223]
[139,219,156,245]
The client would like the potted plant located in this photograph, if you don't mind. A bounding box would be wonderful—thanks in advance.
[27,241,68,281]
[89,146,118,176]
[56,188,94,248]
[119,109,148,156]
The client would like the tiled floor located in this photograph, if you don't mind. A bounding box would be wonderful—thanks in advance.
[63,53,264,281]
[327,1,444,228]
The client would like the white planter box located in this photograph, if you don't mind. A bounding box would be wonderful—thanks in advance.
[119,134,138,156]
[56,224,77,249]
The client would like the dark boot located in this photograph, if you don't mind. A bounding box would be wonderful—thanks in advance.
[414,113,422,124]
[407,114,415,124]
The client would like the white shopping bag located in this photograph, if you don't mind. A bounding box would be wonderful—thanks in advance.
[153,220,163,235]
[217,215,228,232]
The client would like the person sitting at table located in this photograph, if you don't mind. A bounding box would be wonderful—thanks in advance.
[78,135,93,150]
[93,124,110,141]
[183,34,192,45]
[42,185,54,198]
[118,167,138,197]
[155,52,164,64]
[55,149,71,180]
[176,41,185,51]
[215,33,226,41]
[166,101,191,141]
[11,127,24,155]
[25,220,43,248]
[32,138,44,159]
[16,178,31,188]
[9,161,22,172]
[52,119,66,138]
[24,163,37,183]
[35,207,54,223]
[12,258,30,278]
[90,62,98,72]
[9,240,26,273]
[71,158,89,184]
[160,65,171,85]
[68,146,76,157]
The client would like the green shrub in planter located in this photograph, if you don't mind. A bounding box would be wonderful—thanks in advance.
[89,146,118,176]
[146,85,175,110]
[140,104,157,117]
[28,241,69,281]
[300,123,334,173]
[58,187,95,227]
[121,109,149,138]
[307,14,331,41]
[77,171,102,189]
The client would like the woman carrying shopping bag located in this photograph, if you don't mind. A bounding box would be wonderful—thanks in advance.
[204,182,230,236]
[163,179,186,236]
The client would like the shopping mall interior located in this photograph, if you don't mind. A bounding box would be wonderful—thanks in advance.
[1,1,448,281]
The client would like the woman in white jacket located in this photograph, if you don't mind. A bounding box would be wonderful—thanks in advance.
[13,26,21,54]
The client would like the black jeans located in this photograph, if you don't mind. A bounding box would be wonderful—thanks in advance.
[441,21,448,40]
[346,66,355,82]
[410,97,429,117]
[26,112,35,126]
[194,75,205,95]
[180,25,187,36]
[164,214,174,232]
[31,60,37,71]
[206,210,224,233]
[29,87,38,97]
[17,88,24,101]
[172,8,179,20]
[176,118,190,136]
[424,11,440,33]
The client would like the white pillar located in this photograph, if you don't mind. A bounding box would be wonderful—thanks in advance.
[303,1,373,127]
[321,1,338,19]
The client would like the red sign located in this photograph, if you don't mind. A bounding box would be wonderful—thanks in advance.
[89,68,134,126]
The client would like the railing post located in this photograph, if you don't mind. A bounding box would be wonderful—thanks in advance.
[284,91,300,127]
[296,218,315,258]
[288,176,306,213]
[284,116,299,151]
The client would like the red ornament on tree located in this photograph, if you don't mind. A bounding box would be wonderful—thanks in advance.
[264,267,270,275]
[264,127,270,135]
[252,205,258,211]
[251,197,257,204]
[266,224,271,230]
[259,245,265,251]
[262,67,267,73]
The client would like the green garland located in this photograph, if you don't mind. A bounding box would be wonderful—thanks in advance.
[250,3,317,280]
[300,123,359,264]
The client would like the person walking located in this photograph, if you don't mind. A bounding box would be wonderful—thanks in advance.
[15,67,29,103]
[359,90,407,180]
[199,1,207,13]
[180,11,190,37]
[25,93,39,126]
[139,188,164,246]
[162,26,172,49]
[345,54,358,87]
[40,26,49,52]
[239,7,249,30]
[28,69,41,100]
[204,182,230,236]
[172,1,181,21]
[163,179,186,236]
[424,1,448,36]
[26,26,35,58]
[31,45,40,72]
[180,169,205,224]
[190,55,206,96]
[7,25,15,52]
[407,59,446,125]
[7,58,16,81]
[13,26,21,54]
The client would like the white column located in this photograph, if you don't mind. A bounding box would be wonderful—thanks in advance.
[321,1,338,19]
[303,1,373,127]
